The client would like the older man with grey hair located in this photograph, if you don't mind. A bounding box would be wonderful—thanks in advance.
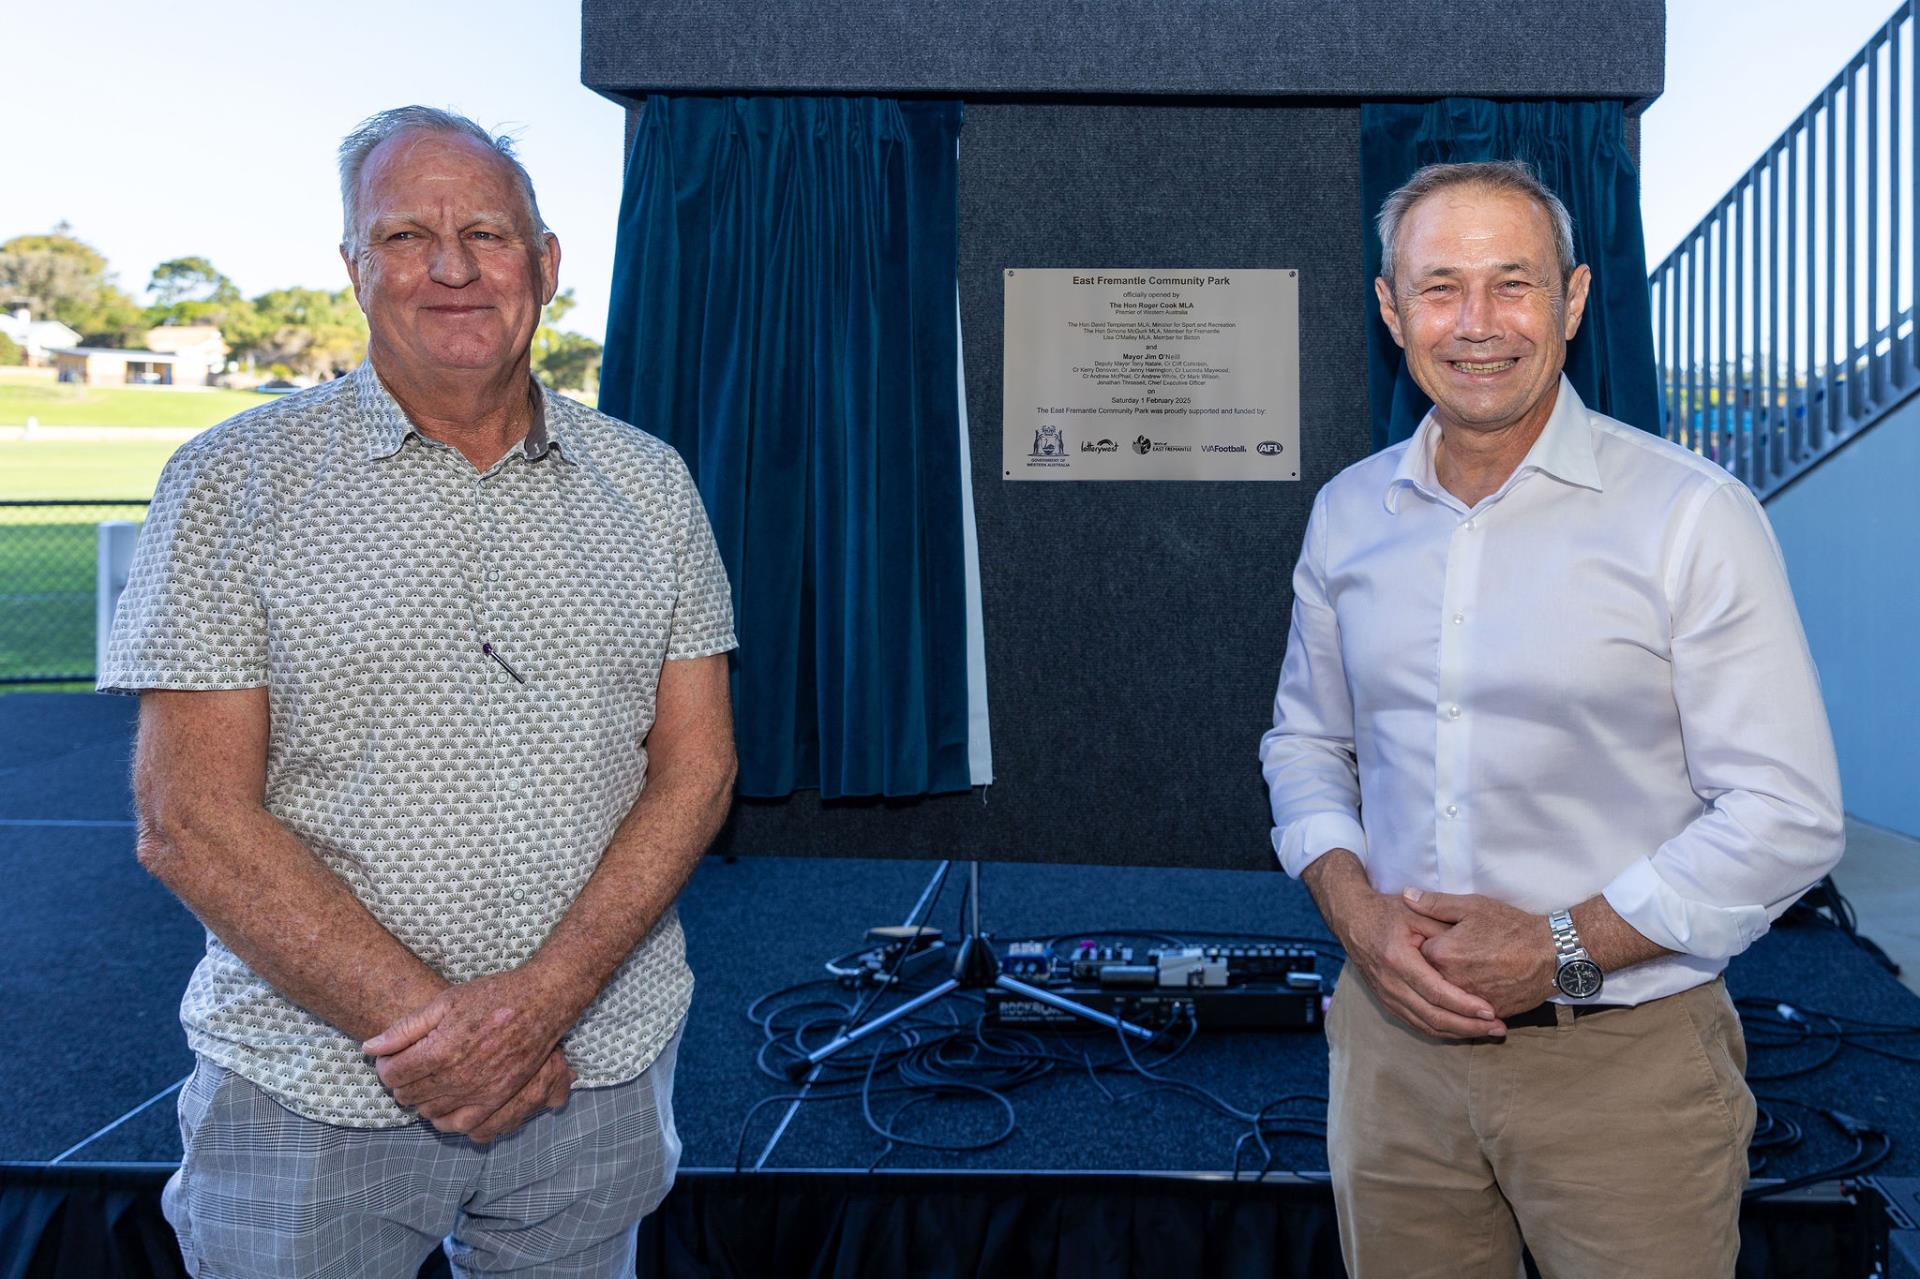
[1261,160,1844,1276]
[103,105,738,1277]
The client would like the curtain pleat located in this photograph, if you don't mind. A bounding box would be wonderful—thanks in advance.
[601,96,972,799]
[1360,99,1662,451]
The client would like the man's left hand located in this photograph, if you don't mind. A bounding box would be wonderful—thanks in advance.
[1402,888,1556,1020]
[363,967,578,1125]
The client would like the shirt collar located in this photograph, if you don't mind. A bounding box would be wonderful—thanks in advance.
[1384,374,1602,513]
[352,360,573,465]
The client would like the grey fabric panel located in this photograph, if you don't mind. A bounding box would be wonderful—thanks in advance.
[582,0,1664,101]
[713,103,1369,870]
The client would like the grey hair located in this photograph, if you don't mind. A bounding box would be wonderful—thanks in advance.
[338,106,547,253]
[1375,160,1577,288]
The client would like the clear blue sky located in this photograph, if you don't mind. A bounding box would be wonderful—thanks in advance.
[5,1,626,339]
[2,0,1906,344]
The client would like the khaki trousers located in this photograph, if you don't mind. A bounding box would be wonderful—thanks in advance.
[1326,972,1754,1279]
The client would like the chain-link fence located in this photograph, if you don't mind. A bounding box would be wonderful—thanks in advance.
[0,501,150,686]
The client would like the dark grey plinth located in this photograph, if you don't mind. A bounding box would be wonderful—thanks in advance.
[580,2,1666,869]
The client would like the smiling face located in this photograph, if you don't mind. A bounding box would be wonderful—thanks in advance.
[1375,185,1590,440]
[341,129,559,383]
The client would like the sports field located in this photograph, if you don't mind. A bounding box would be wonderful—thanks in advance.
[0,366,265,687]
[0,424,203,688]
[0,504,150,686]
[0,380,274,430]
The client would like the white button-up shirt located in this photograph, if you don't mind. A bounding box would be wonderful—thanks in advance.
[1260,378,1843,1005]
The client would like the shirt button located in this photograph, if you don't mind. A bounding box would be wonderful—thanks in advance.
[1447,704,1462,719]
[486,568,501,583]
[1445,804,1459,818]
[1465,518,1478,531]
[1452,613,1464,625]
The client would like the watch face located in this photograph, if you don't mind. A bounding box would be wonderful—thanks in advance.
[1557,959,1604,1000]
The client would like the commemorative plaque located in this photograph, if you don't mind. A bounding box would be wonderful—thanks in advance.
[1001,268,1300,481]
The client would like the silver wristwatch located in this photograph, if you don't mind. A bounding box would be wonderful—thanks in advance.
[1549,909,1604,999]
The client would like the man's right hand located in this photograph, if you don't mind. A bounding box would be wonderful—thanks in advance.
[428,1048,576,1145]
[1302,850,1507,1039]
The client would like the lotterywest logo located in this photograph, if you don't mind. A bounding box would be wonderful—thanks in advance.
[1081,438,1119,454]
[1257,440,1286,456]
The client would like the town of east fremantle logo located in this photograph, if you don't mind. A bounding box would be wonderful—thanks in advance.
[1031,425,1066,458]
[1133,435,1152,454]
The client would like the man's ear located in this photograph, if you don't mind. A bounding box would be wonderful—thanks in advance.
[1561,263,1593,341]
[340,243,363,307]
[539,233,561,307]
[1374,276,1406,350]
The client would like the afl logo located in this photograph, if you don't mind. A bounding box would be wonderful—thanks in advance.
[1257,440,1285,456]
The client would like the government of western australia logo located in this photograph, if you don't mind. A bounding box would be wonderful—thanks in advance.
[1027,424,1070,467]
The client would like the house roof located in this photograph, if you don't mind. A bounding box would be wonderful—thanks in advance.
[0,315,82,346]
[144,325,227,354]
[55,347,186,363]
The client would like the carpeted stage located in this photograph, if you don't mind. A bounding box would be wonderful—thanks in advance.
[3,692,1917,1276]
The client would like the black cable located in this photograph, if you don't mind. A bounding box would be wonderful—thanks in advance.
[1785,877,1901,976]
[834,861,956,1033]
[1744,1096,1891,1198]
[1738,996,1920,1077]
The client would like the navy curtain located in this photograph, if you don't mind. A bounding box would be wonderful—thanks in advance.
[600,96,972,800]
[1360,99,1661,451]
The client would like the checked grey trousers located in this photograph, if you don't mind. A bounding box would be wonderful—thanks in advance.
[163,1027,682,1279]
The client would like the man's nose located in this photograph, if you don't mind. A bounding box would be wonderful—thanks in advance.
[427,237,479,287]
[1455,285,1499,342]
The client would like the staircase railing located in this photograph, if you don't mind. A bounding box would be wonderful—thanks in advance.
[1652,0,1918,499]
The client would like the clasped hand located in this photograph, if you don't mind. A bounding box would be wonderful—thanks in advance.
[1346,887,1556,1040]
[363,969,576,1144]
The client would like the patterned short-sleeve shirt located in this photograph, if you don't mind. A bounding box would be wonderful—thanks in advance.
[101,362,736,1127]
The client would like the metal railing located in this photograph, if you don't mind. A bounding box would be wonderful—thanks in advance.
[1653,0,1920,499]
[0,501,149,687]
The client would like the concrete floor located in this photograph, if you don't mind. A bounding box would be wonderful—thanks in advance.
[1833,816,1920,996]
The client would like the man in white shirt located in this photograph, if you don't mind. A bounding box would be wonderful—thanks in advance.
[1260,160,1843,1278]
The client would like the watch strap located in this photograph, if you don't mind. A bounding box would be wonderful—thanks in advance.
[1548,909,1586,963]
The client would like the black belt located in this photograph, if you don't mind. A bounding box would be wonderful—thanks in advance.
[1503,1000,1629,1030]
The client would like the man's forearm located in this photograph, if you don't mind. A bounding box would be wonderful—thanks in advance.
[1570,894,1674,975]
[522,747,735,1025]
[1299,848,1373,945]
[137,803,446,1041]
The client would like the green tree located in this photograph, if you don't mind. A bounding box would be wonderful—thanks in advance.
[0,331,21,366]
[148,256,239,308]
[0,224,143,346]
[245,286,367,379]
[143,256,260,353]
[532,289,602,393]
